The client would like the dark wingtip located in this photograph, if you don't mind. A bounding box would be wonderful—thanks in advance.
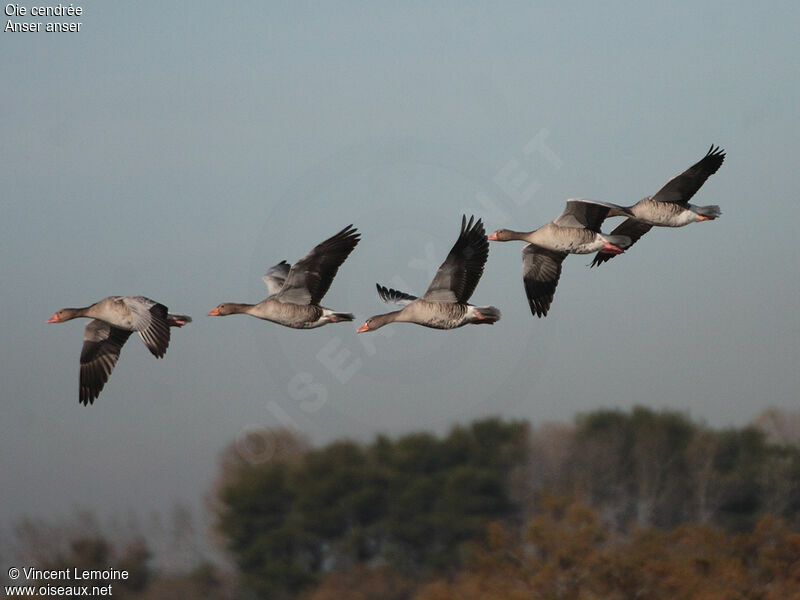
[706,144,726,160]
[461,214,486,241]
[375,283,391,302]
[333,224,361,246]
[528,298,549,318]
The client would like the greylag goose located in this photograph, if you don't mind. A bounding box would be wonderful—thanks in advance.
[590,145,725,267]
[357,215,500,332]
[47,296,191,405]
[208,225,360,328]
[488,199,633,317]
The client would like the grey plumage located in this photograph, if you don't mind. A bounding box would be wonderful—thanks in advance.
[590,145,725,267]
[48,295,191,405]
[209,225,360,329]
[358,215,500,332]
[489,199,633,317]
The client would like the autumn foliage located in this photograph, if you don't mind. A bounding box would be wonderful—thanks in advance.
[214,408,800,599]
[10,408,800,599]
[414,495,800,600]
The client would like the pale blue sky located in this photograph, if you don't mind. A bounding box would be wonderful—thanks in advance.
[1,2,798,530]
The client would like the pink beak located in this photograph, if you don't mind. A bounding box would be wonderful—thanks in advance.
[599,242,625,255]
[487,232,498,241]
[356,323,369,333]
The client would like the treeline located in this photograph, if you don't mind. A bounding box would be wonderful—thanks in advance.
[8,408,800,599]
[213,407,800,599]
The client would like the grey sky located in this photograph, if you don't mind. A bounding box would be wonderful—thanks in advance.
[2,2,798,530]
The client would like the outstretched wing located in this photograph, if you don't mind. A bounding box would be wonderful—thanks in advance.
[275,225,361,305]
[262,260,291,296]
[79,320,133,405]
[522,245,568,317]
[554,199,632,232]
[422,215,489,303]
[376,283,417,306]
[122,296,171,358]
[590,219,654,267]
[650,145,725,205]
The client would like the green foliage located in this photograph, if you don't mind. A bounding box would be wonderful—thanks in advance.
[213,409,800,598]
[214,418,529,598]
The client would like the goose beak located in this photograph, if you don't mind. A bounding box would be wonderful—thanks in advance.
[356,322,369,333]
[47,313,60,323]
[487,232,498,241]
[600,242,625,255]
[207,307,220,316]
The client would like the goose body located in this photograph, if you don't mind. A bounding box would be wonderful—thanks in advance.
[488,199,633,317]
[47,295,191,405]
[209,300,349,329]
[590,145,725,267]
[208,225,360,329]
[357,216,501,332]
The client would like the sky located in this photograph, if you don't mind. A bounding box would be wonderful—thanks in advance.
[1,2,798,540]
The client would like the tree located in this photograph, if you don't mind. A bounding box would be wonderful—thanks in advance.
[214,419,529,597]
[12,513,152,600]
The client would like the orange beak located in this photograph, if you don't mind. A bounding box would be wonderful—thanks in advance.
[356,323,369,333]
[207,307,220,316]
[487,232,498,241]
[47,313,60,323]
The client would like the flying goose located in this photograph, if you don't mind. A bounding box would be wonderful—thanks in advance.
[47,296,191,405]
[357,215,500,332]
[590,145,725,267]
[488,199,633,317]
[208,225,360,328]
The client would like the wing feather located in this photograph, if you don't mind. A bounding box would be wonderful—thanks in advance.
[554,199,632,231]
[422,215,489,303]
[262,261,291,296]
[522,245,568,317]
[376,283,417,306]
[590,219,653,267]
[79,320,133,405]
[650,145,725,205]
[275,225,360,305]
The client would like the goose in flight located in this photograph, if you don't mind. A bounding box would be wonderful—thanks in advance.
[488,199,633,317]
[48,296,191,405]
[357,215,500,332]
[208,225,360,328]
[590,145,725,267]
